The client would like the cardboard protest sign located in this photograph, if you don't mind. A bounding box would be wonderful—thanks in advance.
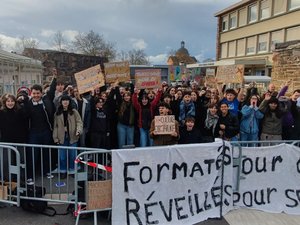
[112,140,233,225]
[104,61,130,83]
[154,115,175,135]
[87,180,112,210]
[135,69,161,89]
[74,64,105,94]
[216,64,244,84]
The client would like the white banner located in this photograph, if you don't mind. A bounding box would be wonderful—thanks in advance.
[234,144,300,214]
[112,140,233,225]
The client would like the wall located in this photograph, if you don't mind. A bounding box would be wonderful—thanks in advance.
[272,41,300,93]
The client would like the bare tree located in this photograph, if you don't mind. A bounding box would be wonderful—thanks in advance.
[168,49,177,56]
[72,30,116,60]
[119,49,150,65]
[15,36,39,53]
[52,30,67,51]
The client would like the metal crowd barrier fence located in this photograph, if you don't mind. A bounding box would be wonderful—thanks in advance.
[1,140,300,224]
[74,149,112,225]
[0,142,110,209]
[0,145,21,206]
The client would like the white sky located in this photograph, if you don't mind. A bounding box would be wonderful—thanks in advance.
[0,0,238,64]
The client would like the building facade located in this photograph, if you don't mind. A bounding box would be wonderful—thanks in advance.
[215,0,300,77]
[23,48,108,85]
[0,50,43,95]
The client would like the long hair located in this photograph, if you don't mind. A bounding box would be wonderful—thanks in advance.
[0,94,20,111]
[56,96,74,115]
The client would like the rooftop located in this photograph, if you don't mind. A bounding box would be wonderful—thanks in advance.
[215,0,254,17]
[0,49,42,67]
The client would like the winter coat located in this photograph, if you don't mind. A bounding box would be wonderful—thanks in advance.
[240,105,264,134]
[53,109,83,144]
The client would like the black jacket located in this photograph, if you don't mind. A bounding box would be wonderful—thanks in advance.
[216,112,239,139]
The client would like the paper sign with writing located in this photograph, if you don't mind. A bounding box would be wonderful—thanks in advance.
[104,61,130,83]
[154,115,175,135]
[87,180,112,210]
[216,64,244,84]
[135,69,161,89]
[74,64,105,94]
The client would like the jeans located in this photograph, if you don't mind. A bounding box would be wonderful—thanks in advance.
[59,136,77,173]
[240,132,259,147]
[139,128,153,147]
[117,122,134,148]
[27,129,53,177]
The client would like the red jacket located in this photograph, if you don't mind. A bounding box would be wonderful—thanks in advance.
[132,90,162,128]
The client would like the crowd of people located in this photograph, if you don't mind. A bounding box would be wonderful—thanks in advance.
[1,68,300,179]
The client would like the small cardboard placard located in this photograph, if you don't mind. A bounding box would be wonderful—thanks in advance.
[74,64,105,94]
[154,115,176,135]
[104,61,130,83]
[135,69,161,89]
[87,180,112,210]
[216,64,244,84]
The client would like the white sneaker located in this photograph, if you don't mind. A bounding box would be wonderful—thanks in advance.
[26,178,34,185]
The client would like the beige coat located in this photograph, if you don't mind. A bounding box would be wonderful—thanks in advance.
[53,109,83,144]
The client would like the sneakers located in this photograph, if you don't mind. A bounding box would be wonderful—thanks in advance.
[26,178,34,185]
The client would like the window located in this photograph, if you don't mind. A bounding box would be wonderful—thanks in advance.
[228,41,236,57]
[271,30,284,50]
[286,26,300,41]
[246,36,256,54]
[249,4,258,23]
[273,0,287,15]
[229,13,237,29]
[221,43,228,58]
[260,0,270,19]
[258,34,268,52]
[222,16,228,31]
[238,8,247,27]
[237,39,246,56]
[289,0,300,10]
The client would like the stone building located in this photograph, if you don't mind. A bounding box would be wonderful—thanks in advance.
[167,41,197,66]
[272,40,300,93]
[23,48,108,85]
[0,49,43,95]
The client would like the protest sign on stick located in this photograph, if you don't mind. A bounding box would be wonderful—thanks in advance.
[104,61,130,83]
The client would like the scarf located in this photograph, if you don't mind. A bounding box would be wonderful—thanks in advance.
[205,109,219,134]
[179,100,195,122]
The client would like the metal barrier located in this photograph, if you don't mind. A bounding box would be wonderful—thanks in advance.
[0,144,21,206]
[74,149,112,225]
[0,142,103,207]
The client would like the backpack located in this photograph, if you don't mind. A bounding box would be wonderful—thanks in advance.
[20,186,56,216]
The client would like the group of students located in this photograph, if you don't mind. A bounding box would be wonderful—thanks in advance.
[1,68,300,178]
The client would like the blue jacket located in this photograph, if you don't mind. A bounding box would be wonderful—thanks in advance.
[240,105,264,134]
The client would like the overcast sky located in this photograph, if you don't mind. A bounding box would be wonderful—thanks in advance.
[0,0,238,64]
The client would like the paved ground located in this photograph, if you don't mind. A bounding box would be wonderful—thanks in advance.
[0,203,228,225]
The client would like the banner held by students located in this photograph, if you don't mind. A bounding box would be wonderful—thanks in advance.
[233,143,300,215]
[112,141,233,225]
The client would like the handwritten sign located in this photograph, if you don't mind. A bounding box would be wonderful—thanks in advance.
[74,65,105,94]
[154,115,175,135]
[104,61,130,83]
[87,180,112,210]
[135,69,161,89]
[216,64,244,83]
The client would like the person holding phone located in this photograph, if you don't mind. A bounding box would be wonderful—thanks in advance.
[240,94,264,145]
